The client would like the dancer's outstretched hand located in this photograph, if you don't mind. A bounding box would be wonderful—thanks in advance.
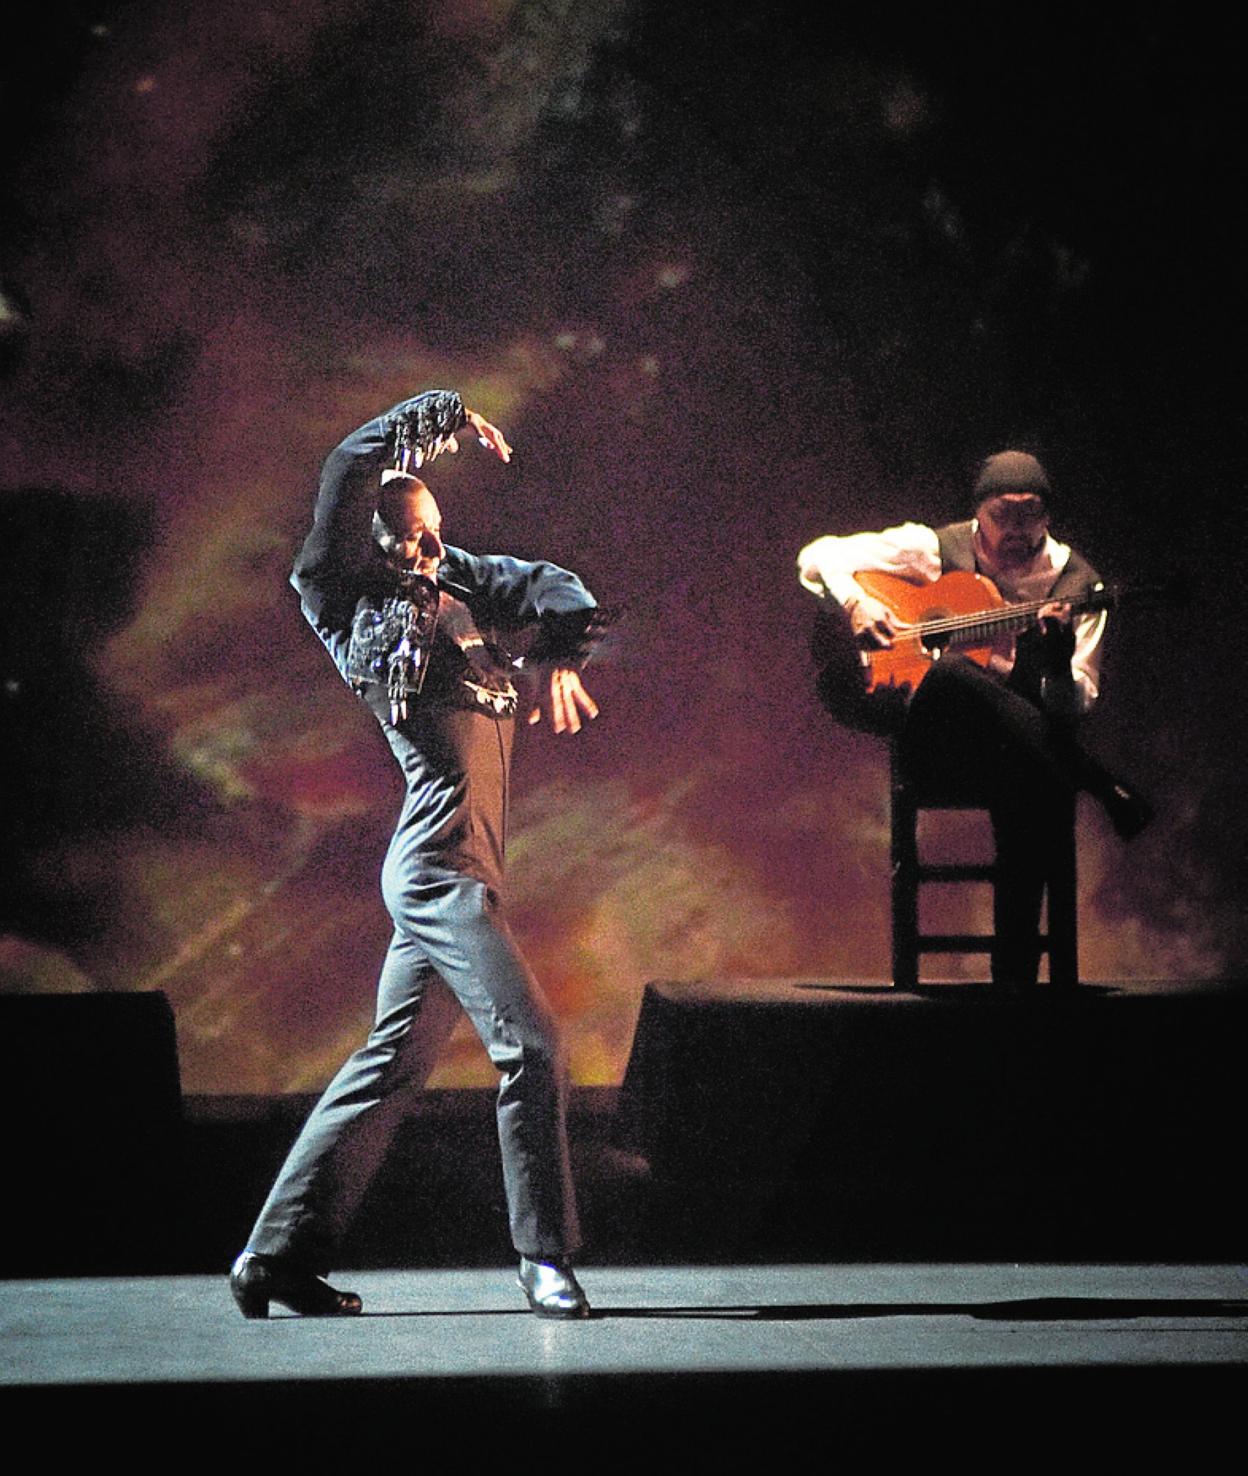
[528,667,599,734]
[465,409,512,463]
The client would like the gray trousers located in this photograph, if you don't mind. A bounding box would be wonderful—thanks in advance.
[247,706,581,1270]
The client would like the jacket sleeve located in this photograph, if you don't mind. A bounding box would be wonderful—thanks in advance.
[441,548,603,668]
[290,391,466,623]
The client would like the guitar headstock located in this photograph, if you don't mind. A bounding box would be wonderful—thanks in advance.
[1086,572,1191,613]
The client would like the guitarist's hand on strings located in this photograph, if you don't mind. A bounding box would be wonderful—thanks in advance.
[1036,602,1076,662]
[845,592,900,649]
[1031,602,1079,719]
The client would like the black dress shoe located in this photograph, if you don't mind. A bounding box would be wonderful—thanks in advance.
[517,1256,590,1319]
[229,1251,363,1320]
[1102,782,1154,841]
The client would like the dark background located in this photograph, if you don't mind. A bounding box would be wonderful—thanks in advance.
[1,0,1243,1093]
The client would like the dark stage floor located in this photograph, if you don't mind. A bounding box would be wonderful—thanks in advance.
[3,981,1245,1456]
[3,1264,1244,1456]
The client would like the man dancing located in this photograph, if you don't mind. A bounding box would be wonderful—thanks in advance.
[231,390,603,1319]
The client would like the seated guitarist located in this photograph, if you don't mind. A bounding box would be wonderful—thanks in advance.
[797,449,1150,985]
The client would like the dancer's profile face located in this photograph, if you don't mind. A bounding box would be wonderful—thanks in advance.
[380,478,445,577]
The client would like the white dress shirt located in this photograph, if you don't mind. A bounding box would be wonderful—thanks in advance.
[797,521,1105,711]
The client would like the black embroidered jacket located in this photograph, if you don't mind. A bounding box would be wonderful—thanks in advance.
[291,394,603,722]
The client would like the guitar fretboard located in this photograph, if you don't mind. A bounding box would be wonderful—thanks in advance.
[900,585,1112,649]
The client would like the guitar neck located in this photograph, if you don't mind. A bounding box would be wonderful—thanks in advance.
[917,586,1110,648]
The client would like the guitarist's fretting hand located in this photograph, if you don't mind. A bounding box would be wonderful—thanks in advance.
[1037,600,1073,629]
[1035,603,1077,666]
[845,592,900,648]
[1022,602,1079,719]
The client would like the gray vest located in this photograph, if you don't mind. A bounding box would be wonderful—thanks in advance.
[935,521,1099,598]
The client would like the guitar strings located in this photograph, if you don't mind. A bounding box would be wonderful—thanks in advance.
[891,590,1111,643]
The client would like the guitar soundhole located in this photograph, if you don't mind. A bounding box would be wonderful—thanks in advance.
[919,606,952,654]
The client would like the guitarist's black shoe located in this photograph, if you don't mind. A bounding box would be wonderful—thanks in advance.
[1102,783,1153,841]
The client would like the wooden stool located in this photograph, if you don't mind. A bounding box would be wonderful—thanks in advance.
[890,744,1078,990]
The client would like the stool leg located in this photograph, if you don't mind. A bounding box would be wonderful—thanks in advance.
[1046,800,1079,988]
[892,788,920,992]
[990,808,1046,987]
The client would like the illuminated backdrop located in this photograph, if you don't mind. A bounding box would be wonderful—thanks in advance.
[2,1,1242,1091]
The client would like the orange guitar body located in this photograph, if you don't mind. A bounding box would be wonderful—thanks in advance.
[854,569,1010,693]
[813,564,1153,731]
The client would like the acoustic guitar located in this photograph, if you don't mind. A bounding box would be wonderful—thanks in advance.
[810,569,1122,733]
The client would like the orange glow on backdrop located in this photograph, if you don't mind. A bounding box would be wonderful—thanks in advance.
[1,2,1240,1092]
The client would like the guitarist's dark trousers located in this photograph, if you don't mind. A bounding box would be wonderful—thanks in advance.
[898,654,1105,985]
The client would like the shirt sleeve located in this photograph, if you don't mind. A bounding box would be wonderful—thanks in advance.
[797,523,943,605]
[1040,534,1105,713]
[1071,608,1105,712]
